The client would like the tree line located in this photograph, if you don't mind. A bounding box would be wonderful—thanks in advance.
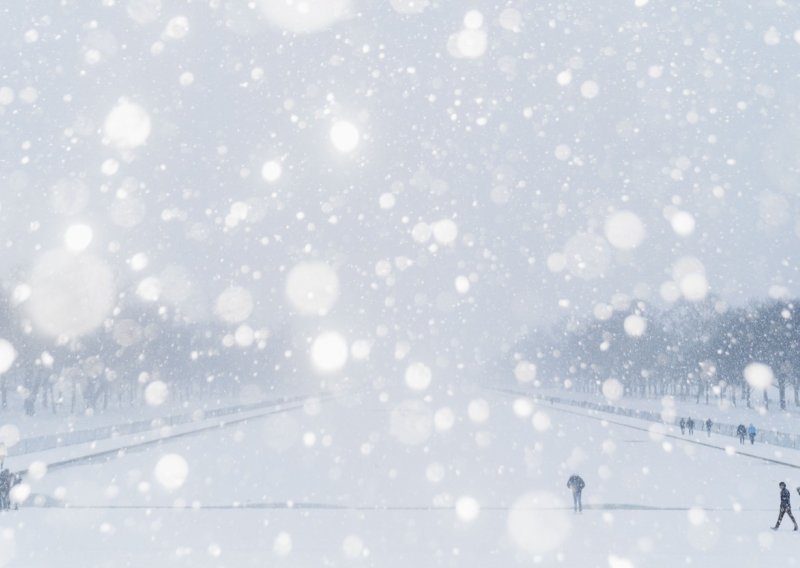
[515,298,800,410]
[0,298,290,417]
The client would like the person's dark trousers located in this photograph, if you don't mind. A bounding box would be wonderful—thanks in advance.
[775,505,798,529]
[572,491,582,512]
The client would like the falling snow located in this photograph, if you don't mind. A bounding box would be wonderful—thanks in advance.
[1,1,799,566]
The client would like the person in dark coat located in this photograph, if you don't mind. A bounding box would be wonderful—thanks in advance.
[0,469,11,510]
[687,417,695,435]
[736,424,747,445]
[567,474,585,513]
[679,418,686,435]
[705,418,712,437]
[10,472,21,510]
[773,482,798,531]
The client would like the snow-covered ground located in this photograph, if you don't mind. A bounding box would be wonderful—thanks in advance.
[3,386,800,567]
[2,0,800,565]
[0,386,297,441]
[2,389,330,460]
[536,386,800,439]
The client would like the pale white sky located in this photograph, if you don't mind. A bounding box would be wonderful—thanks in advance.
[1,0,799,365]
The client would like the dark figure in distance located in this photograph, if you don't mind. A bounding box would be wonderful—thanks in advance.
[705,418,712,437]
[736,424,747,445]
[567,474,585,513]
[686,417,695,435]
[679,418,686,435]
[0,469,11,510]
[773,482,798,531]
[10,473,21,510]
[748,423,757,445]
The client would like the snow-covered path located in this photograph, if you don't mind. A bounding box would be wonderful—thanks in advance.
[488,386,800,471]
[3,387,800,567]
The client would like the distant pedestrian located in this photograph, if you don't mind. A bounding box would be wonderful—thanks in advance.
[10,472,21,510]
[679,418,686,435]
[772,482,798,531]
[748,423,757,445]
[705,418,712,437]
[687,417,695,435]
[567,474,585,513]
[0,469,10,510]
[737,424,747,445]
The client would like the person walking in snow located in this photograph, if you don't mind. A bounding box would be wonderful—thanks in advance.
[705,418,712,437]
[773,482,798,531]
[687,417,695,435]
[567,474,585,513]
[0,469,11,510]
[737,424,747,445]
[679,418,686,435]
[748,423,757,445]
[10,472,21,510]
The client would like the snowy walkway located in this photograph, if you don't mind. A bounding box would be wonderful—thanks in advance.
[5,390,335,458]
[3,386,800,567]
[489,385,800,470]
